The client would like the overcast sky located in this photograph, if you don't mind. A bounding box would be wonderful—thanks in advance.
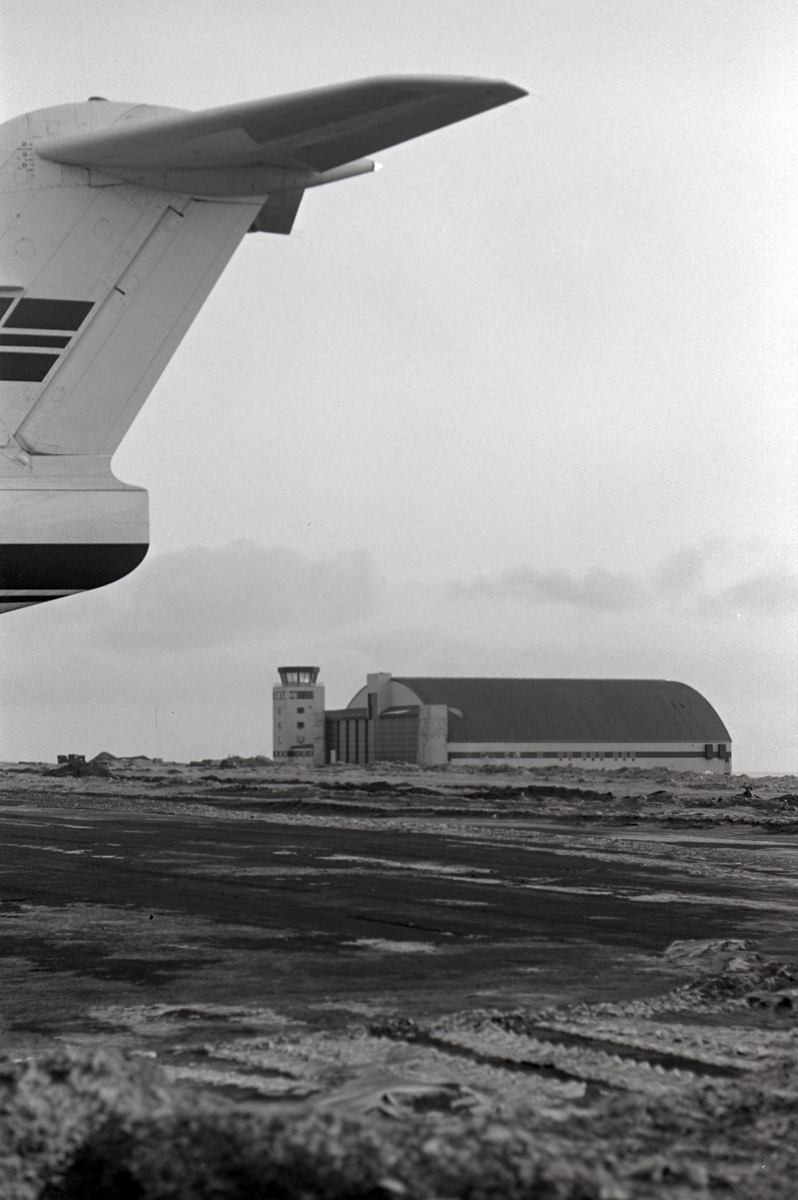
[1,0,795,772]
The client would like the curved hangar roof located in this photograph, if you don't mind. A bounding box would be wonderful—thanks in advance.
[390,679,730,744]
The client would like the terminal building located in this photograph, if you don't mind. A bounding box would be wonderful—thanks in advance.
[323,674,732,773]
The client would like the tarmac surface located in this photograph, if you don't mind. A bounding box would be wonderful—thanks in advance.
[1,803,796,1025]
[2,762,798,1197]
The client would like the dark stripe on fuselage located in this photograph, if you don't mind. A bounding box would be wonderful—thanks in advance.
[0,333,71,347]
[0,352,59,381]
[0,595,65,605]
[2,298,94,331]
[0,544,148,590]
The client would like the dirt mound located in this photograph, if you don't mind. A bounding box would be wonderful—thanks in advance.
[662,940,797,1004]
[44,760,115,778]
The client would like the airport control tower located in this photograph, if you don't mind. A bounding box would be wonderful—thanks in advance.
[272,666,325,765]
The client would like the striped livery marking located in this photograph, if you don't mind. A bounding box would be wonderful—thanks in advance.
[0,544,148,591]
[0,352,59,381]
[0,591,81,599]
[0,296,95,382]
[3,298,94,330]
[0,334,71,347]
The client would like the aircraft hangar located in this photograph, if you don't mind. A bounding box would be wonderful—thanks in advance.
[322,673,732,773]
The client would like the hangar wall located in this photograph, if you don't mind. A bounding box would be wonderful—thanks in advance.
[324,673,732,773]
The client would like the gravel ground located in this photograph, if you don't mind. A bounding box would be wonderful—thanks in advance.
[2,760,798,1198]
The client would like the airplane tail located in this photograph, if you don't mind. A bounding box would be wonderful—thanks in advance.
[1,78,525,610]
[1,101,276,610]
[1,114,261,609]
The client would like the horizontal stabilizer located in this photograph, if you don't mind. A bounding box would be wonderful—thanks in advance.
[37,76,527,176]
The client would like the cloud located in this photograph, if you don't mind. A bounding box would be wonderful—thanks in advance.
[89,542,386,653]
[449,541,798,621]
[651,538,727,594]
[694,570,798,617]
[448,565,643,610]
